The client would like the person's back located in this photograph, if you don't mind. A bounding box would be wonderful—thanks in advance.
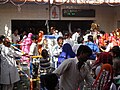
[92,64,113,90]
[40,49,51,73]
[72,36,84,54]
[85,35,100,60]
[58,43,75,67]
[40,73,58,90]
[92,52,113,78]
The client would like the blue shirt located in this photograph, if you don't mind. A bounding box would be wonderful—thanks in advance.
[85,41,100,60]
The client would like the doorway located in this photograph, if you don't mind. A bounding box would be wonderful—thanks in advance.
[11,20,93,35]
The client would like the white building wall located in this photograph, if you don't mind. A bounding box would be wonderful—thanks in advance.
[0,3,120,36]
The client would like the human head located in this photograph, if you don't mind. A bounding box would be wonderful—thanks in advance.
[41,49,49,59]
[57,36,64,47]
[77,45,92,71]
[62,43,75,58]
[88,35,94,42]
[40,73,58,90]
[0,35,5,44]
[3,38,11,47]
[14,29,19,36]
[43,39,48,45]
[23,31,27,35]
[62,43,72,52]
[39,31,44,36]
[77,36,84,44]
[50,27,55,34]
[31,35,38,43]
[110,46,120,58]
[95,52,113,66]
[77,45,92,62]
[28,33,33,38]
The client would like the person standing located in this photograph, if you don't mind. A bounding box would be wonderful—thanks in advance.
[0,35,5,83]
[85,35,100,60]
[12,29,20,44]
[29,35,39,77]
[52,36,64,69]
[72,36,84,55]
[53,45,94,90]
[37,30,44,55]
[0,38,23,90]
[72,28,81,44]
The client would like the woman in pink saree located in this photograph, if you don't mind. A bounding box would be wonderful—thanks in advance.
[21,33,33,65]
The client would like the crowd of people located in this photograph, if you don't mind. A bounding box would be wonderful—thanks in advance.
[0,25,120,90]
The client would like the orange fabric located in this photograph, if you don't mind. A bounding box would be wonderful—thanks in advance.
[38,31,44,54]
[93,52,113,67]
[93,64,113,87]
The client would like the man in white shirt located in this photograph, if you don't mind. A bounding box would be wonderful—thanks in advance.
[52,37,64,69]
[0,38,24,90]
[53,45,94,90]
[72,28,81,44]
[29,35,39,56]
[29,35,39,78]
[12,30,20,44]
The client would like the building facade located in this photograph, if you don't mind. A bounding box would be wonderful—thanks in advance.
[0,2,120,37]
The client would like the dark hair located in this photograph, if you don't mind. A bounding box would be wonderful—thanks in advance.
[77,45,92,58]
[100,30,105,35]
[40,73,58,90]
[85,30,90,35]
[31,35,37,40]
[77,36,84,44]
[41,49,49,59]
[88,35,94,42]
[77,45,92,71]
[57,36,63,42]
[0,35,5,42]
[111,46,120,58]
[76,28,81,33]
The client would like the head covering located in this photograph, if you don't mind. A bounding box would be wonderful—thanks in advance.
[28,33,33,38]
[93,52,113,66]
[62,43,75,58]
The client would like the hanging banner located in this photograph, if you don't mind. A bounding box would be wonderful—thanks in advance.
[50,5,60,20]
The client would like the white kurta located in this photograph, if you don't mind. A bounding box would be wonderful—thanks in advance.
[12,34,20,44]
[53,57,94,90]
[0,45,20,84]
